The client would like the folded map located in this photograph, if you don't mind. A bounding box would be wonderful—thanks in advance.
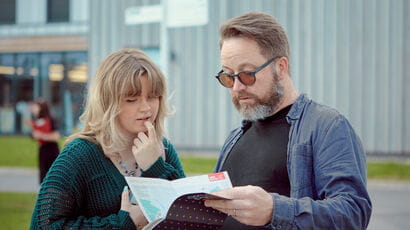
[125,171,232,229]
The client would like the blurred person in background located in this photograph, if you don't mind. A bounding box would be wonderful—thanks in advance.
[29,48,185,229]
[27,98,60,184]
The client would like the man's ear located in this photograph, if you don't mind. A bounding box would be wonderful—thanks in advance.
[276,57,289,80]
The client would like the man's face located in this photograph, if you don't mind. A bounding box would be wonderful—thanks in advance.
[220,37,283,120]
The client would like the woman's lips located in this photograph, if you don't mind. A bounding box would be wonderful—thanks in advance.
[137,116,151,121]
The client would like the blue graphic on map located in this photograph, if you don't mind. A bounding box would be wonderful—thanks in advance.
[139,199,162,221]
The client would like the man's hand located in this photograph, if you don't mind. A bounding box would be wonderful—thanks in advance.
[121,186,148,227]
[132,121,161,170]
[204,185,273,226]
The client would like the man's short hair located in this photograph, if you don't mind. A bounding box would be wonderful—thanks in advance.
[219,12,291,73]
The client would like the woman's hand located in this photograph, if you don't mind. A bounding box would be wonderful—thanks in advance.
[32,130,43,140]
[132,121,162,170]
[121,186,148,227]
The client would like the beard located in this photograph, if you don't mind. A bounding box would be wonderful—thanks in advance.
[232,73,284,121]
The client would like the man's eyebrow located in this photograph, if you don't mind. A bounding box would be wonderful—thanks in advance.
[221,62,257,71]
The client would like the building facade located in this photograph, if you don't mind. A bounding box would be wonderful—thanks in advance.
[1,0,409,156]
[0,0,88,135]
[88,0,410,155]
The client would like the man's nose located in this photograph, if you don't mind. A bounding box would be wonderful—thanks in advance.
[231,77,246,92]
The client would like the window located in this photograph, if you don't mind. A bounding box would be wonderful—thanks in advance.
[47,0,69,23]
[0,51,87,135]
[0,54,15,106]
[0,0,16,25]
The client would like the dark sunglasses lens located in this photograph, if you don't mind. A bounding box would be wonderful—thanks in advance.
[238,72,255,85]
[218,74,234,87]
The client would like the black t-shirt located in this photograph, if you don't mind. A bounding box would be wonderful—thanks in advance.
[220,105,292,230]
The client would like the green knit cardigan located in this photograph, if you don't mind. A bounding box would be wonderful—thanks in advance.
[30,137,186,229]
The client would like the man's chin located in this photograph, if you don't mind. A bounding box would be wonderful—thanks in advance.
[237,106,256,117]
[238,104,277,121]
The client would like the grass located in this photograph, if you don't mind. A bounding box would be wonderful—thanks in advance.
[367,161,410,180]
[0,192,37,230]
[0,136,65,168]
[0,136,39,168]
[179,157,217,174]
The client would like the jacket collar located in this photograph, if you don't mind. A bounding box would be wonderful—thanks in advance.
[286,93,310,124]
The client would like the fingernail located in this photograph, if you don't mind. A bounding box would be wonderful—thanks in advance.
[123,186,128,191]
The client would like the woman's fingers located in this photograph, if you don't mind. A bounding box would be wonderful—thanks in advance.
[121,186,130,211]
[144,121,156,141]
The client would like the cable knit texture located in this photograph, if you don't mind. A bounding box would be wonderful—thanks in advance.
[30,137,185,230]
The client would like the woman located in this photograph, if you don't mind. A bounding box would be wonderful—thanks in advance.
[28,98,60,183]
[30,48,186,229]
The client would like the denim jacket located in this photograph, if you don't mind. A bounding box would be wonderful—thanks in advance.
[215,94,372,230]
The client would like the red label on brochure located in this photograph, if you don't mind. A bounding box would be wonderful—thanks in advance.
[208,172,225,182]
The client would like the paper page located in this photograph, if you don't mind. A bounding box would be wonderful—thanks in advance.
[126,177,177,222]
[172,172,232,197]
[126,172,232,223]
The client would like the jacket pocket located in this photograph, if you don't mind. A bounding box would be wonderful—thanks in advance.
[290,143,313,192]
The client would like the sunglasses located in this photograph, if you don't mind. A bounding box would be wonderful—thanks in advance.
[215,56,282,88]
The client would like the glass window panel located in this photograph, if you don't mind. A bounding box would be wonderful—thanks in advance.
[64,51,88,134]
[0,54,15,106]
[0,0,16,25]
[0,51,88,135]
[15,53,39,102]
[40,52,63,99]
[47,0,69,23]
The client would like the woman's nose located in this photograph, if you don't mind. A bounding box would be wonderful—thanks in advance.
[139,98,151,111]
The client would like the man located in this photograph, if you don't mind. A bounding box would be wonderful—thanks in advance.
[204,12,372,229]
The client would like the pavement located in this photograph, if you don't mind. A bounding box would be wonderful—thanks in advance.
[0,167,40,193]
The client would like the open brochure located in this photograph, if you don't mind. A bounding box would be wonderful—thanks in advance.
[125,171,232,230]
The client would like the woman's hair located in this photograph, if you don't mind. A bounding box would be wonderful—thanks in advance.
[66,48,168,155]
[33,98,53,119]
[219,12,291,74]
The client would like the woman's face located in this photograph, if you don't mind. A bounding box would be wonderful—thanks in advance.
[117,75,160,137]
[31,103,40,117]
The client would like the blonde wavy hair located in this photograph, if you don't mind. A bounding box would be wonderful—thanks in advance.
[66,48,168,156]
